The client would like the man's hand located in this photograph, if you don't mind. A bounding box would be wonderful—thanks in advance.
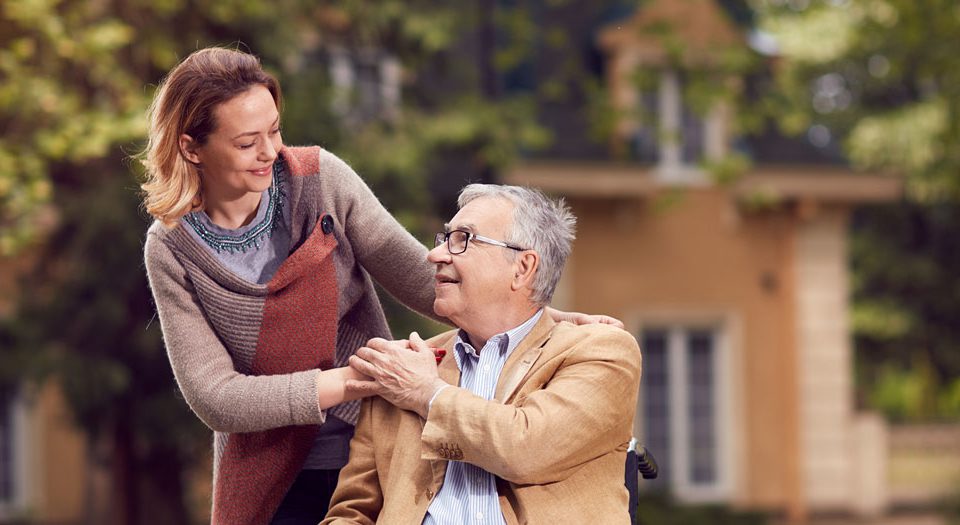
[346,332,448,419]
[546,307,625,329]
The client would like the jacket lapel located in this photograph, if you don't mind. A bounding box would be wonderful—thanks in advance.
[437,334,461,387]
[494,314,555,403]
[426,334,462,489]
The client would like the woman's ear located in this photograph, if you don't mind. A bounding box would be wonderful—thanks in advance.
[511,251,539,292]
[179,134,202,165]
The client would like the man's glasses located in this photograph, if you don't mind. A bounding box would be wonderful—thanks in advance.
[434,230,526,255]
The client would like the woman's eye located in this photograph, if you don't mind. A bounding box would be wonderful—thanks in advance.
[238,143,255,149]
[270,127,281,135]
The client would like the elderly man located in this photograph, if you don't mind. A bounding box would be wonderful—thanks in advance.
[322,184,641,525]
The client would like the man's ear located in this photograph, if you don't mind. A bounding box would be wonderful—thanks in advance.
[179,134,202,165]
[511,251,539,292]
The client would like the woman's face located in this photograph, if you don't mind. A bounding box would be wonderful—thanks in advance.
[183,85,282,206]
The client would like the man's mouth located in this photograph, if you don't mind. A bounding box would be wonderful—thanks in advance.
[435,275,460,285]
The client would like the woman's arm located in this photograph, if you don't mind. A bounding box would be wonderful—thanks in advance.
[325,154,443,323]
[145,231,329,433]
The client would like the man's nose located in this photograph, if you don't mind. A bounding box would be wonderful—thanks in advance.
[427,243,450,264]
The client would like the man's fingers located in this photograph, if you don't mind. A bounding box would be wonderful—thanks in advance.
[363,338,391,353]
[408,331,430,353]
[354,347,379,363]
[410,332,446,364]
[348,354,380,377]
[365,337,389,348]
[355,346,398,367]
[367,338,410,353]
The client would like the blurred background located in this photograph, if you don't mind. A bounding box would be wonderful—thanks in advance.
[0,0,958,524]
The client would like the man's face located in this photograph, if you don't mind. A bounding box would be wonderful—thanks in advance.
[427,196,518,330]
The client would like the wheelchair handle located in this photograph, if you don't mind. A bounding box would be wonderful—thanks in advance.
[635,446,658,480]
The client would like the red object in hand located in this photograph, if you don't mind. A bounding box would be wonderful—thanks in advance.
[433,348,447,364]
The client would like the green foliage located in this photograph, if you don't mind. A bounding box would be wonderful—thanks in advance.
[754,0,960,199]
[868,364,936,421]
[851,202,960,421]
[868,362,960,421]
[0,0,146,255]
[846,99,947,198]
[704,151,753,185]
[851,299,913,341]
[757,1,960,421]
[584,77,621,146]
[336,96,549,228]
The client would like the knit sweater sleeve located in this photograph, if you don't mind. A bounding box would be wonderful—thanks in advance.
[319,151,444,324]
[144,228,325,433]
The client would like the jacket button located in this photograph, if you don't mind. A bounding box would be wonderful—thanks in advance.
[321,214,334,234]
[427,490,434,499]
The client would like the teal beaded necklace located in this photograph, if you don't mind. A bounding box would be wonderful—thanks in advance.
[184,163,285,254]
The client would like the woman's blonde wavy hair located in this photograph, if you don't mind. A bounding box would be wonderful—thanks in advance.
[139,47,281,226]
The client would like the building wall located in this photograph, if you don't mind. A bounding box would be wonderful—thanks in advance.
[562,188,801,509]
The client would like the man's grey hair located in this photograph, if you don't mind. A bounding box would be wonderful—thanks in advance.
[458,184,576,306]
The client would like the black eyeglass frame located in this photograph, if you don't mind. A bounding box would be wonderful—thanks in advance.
[434,229,526,255]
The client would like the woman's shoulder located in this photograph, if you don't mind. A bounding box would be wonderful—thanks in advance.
[143,221,182,277]
[281,145,323,177]
[144,220,189,261]
[145,219,174,243]
[281,145,358,182]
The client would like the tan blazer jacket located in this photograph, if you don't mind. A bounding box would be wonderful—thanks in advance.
[322,315,642,525]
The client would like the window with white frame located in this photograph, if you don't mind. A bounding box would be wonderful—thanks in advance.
[630,68,711,174]
[636,324,733,501]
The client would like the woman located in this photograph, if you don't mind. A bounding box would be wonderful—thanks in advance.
[141,47,616,525]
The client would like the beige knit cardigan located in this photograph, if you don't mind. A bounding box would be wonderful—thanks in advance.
[143,146,439,515]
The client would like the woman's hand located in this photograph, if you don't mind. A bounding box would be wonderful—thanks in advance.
[546,306,624,329]
[316,366,376,410]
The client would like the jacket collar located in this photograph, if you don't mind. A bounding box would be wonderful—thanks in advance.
[495,313,554,403]
[436,313,555,404]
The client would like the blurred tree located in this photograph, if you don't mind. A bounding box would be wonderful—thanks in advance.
[0,2,330,522]
[0,157,208,524]
[753,0,960,420]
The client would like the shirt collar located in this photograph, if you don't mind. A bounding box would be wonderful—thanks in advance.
[453,309,544,369]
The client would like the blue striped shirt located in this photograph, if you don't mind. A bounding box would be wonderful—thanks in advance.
[423,309,544,525]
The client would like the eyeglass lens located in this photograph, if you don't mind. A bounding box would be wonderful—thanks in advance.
[435,231,470,254]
